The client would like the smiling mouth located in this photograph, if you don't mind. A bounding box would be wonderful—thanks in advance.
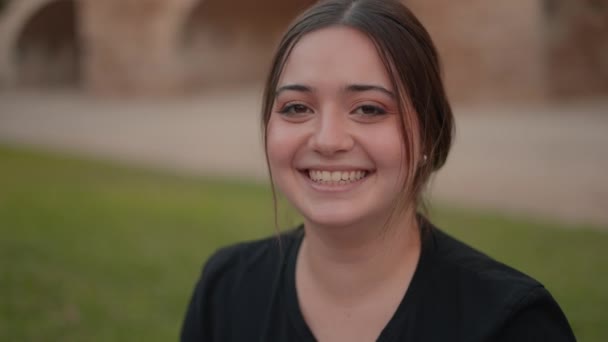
[303,169,371,184]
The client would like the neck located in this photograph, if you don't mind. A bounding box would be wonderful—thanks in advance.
[297,211,422,302]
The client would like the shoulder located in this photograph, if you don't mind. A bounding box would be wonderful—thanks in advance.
[419,224,575,340]
[198,226,301,292]
[494,286,577,341]
[429,227,540,293]
[180,227,302,341]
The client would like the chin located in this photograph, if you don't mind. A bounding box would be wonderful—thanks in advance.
[302,204,369,229]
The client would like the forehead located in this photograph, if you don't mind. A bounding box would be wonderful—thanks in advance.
[278,26,393,89]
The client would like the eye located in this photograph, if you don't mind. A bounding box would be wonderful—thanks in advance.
[278,103,313,116]
[353,104,387,116]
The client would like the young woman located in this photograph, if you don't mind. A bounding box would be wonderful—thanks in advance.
[181,0,576,341]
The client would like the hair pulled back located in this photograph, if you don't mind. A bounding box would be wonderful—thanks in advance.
[262,0,454,214]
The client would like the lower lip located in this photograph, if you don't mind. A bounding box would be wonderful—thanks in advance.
[299,170,372,193]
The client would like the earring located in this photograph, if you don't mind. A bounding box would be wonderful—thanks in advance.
[419,154,428,168]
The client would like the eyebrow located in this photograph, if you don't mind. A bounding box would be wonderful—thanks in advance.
[345,84,395,98]
[274,83,395,98]
[275,84,312,97]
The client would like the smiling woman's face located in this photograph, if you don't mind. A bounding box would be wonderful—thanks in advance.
[266,26,413,229]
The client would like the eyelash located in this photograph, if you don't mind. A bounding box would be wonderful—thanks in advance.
[353,104,387,116]
[277,103,387,117]
[277,103,311,115]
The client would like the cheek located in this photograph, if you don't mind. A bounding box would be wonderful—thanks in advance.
[366,123,406,169]
[266,118,298,170]
[363,125,409,193]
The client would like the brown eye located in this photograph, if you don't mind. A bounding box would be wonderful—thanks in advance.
[279,104,312,116]
[354,104,387,116]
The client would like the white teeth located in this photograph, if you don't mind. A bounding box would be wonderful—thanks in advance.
[341,172,349,181]
[307,169,368,183]
[322,171,331,182]
[331,171,341,181]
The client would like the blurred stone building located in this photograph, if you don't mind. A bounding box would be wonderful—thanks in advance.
[0,0,606,103]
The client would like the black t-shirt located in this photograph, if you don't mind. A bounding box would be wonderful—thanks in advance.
[181,218,576,341]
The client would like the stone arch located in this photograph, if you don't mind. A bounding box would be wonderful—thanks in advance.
[180,0,315,90]
[0,0,81,87]
[544,0,608,98]
[15,0,80,87]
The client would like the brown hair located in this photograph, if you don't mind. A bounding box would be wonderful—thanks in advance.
[261,0,454,225]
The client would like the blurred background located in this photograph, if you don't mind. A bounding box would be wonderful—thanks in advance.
[0,0,607,340]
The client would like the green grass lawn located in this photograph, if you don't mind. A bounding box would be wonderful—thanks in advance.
[1,144,606,341]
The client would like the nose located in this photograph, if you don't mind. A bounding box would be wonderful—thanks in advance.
[309,110,354,156]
